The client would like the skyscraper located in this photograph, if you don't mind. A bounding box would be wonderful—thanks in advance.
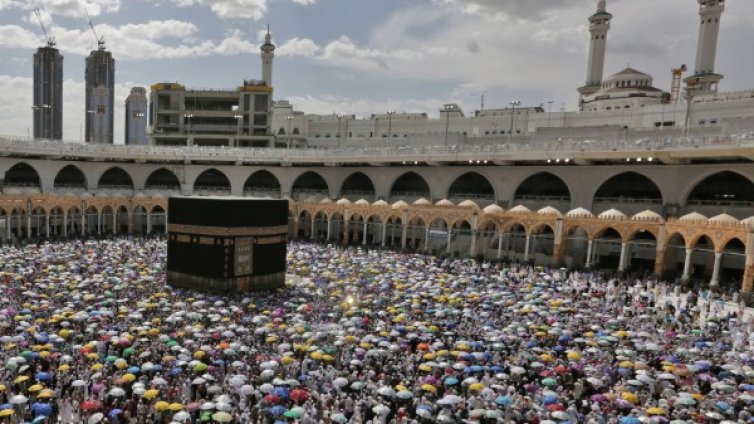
[85,46,115,143]
[33,45,63,140]
[125,87,148,145]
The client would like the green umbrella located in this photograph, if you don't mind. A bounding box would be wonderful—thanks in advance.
[322,347,338,355]
[21,351,34,358]
[284,410,301,419]
[166,340,178,347]
[200,412,211,422]
[123,348,135,356]
[542,378,557,386]
[106,355,118,363]
[194,363,208,372]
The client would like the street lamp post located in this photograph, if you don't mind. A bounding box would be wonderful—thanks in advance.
[509,100,521,141]
[184,113,194,145]
[87,109,95,142]
[286,116,294,149]
[386,110,395,145]
[684,82,698,137]
[443,105,453,147]
[336,114,344,147]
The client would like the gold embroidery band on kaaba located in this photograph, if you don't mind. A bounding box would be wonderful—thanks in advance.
[168,224,289,237]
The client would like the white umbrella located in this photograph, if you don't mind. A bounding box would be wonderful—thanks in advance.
[215,402,232,412]
[200,402,215,410]
[333,377,349,388]
[72,379,87,387]
[88,412,104,424]
[173,411,190,421]
[239,385,254,395]
[108,388,126,397]
[10,394,28,404]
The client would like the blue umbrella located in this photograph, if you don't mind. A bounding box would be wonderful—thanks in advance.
[268,406,287,416]
[0,404,12,410]
[495,396,512,406]
[273,387,289,398]
[35,372,52,382]
[620,417,640,424]
[444,377,459,386]
[108,409,123,417]
[31,403,52,417]
[469,365,483,372]
[716,401,730,411]
[127,366,140,374]
[34,333,49,343]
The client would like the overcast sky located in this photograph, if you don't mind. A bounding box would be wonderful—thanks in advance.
[1,0,754,143]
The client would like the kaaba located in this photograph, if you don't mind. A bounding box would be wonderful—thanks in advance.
[167,197,288,293]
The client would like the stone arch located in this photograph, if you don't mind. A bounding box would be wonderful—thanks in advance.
[4,162,42,191]
[244,170,282,198]
[592,171,663,209]
[291,171,329,200]
[513,172,571,207]
[340,172,376,200]
[54,164,87,189]
[145,168,181,190]
[97,167,134,190]
[151,205,167,234]
[447,172,495,202]
[684,170,754,215]
[390,172,430,201]
[193,168,231,194]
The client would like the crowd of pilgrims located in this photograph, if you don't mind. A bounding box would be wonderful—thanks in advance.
[0,237,749,423]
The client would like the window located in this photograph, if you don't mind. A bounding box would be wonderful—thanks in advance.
[293,128,300,135]
[97,106,106,114]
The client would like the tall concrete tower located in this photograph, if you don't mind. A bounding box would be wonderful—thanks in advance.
[125,87,148,145]
[260,26,275,88]
[85,46,115,143]
[578,0,612,105]
[33,45,63,140]
[685,0,725,95]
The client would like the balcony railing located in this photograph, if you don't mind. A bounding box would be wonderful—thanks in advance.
[0,134,752,165]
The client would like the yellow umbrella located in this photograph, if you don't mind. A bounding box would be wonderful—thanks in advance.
[280,356,295,365]
[418,364,432,372]
[621,392,639,404]
[420,384,437,393]
[322,355,335,362]
[0,409,14,417]
[646,407,666,415]
[120,374,136,383]
[468,383,485,391]
[618,361,633,368]
[37,389,54,399]
[193,351,205,359]
[0,384,6,392]
[154,401,170,411]
[539,354,553,363]
[143,389,160,400]
[566,351,582,361]
[90,364,104,371]
[168,403,184,411]
[58,364,70,372]
[28,384,44,392]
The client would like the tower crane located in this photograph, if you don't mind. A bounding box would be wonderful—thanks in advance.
[670,64,687,103]
[33,9,55,47]
[84,9,106,50]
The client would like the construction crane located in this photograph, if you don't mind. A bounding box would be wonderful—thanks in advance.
[33,9,55,47]
[670,64,687,104]
[84,9,106,50]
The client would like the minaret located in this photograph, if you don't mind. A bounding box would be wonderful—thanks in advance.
[685,0,725,95]
[577,0,612,105]
[260,26,275,87]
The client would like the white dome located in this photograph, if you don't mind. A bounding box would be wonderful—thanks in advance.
[392,200,409,209]
[709,213,739,224]
[336,198,351,205]
[598,208,627,219]
[458,200,479,209]
[319,198,333,204]
[565,207,594,218]
[483,204,504,214]
[679,212,708,222]
[435,199,454,207]
[508,205,531,214]
[741,216,754,228]
[303,196,318,203]
[373,200,389,206]
[412,198,431,206]
[631,210,663,221]
[354,199,370,206]
[537,206,562,217]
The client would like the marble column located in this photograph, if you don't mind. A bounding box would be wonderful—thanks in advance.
[682,248,693,282]
[710,252,722,287]
[585,239,594,268]
[523,235,531,262]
